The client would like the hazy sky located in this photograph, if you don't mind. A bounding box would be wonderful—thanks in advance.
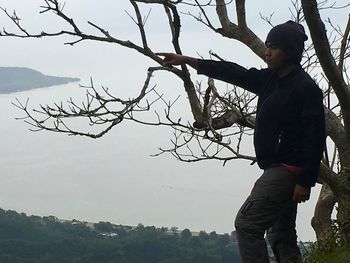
[1,0,349,242]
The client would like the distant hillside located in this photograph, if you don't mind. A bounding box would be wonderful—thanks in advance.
[0,208,242,263]
[0,67,80,94]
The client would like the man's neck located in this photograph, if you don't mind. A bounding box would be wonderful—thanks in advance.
[276,63,298,78]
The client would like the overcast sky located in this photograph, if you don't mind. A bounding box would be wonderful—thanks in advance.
[0,0,349,242]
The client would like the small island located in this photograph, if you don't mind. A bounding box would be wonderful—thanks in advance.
[0,67,80,94]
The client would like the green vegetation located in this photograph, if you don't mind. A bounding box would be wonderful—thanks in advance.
[303,241,350,263]
[8,208,348,263]
[0,209,241,262]
[303,222,350,263]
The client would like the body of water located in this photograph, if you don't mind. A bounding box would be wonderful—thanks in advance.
[0,83,321,241]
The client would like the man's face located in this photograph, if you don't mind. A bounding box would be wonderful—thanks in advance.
[265,42,289,70]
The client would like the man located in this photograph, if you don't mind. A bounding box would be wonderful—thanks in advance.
[158,21,325,263]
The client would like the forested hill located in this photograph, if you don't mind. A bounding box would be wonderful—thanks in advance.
[0,208,242,262]
[0,67,79,94]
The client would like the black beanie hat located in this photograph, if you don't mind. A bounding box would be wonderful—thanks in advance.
[265,21,308,64]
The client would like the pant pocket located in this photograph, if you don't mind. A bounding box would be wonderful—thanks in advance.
[251,167,296,202]
[235,197,285,233]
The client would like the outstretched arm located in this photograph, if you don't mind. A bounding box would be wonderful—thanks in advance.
[157,53,199,70]
[158,53,266,95]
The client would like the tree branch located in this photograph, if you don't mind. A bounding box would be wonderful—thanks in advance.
[129,0,149,50]
[324,107,350,167]
[338,13,350,72]
[214,0,266,60]
[301,0,350,138]
[12,67,169,138]
[162,2,203,124]
[235,0,247,29]
[319,162,340,191]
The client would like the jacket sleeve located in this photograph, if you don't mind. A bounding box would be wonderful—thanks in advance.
[297,84,326,188]
[197,59,266,95]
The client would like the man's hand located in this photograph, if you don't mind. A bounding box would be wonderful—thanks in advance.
[157,53,199,69]
[157,53,185,65]
[293,184,310,203]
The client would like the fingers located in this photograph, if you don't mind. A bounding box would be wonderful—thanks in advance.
[293,192,310,203]
[156,52,170,56]
[156,52,173,61]
[293,184,310,203]
[157,53,197,68]
[156,52,180,65]
[292,190,308,203]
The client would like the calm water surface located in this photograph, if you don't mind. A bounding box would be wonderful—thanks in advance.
[0,84,320,241]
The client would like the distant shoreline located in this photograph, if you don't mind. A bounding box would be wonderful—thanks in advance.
[0,66,80,94]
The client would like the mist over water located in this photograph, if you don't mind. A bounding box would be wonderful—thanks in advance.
[0,83,320,241]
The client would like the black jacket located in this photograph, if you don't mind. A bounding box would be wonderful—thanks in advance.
[197,59,326,188]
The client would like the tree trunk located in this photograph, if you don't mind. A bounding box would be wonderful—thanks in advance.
[311,184,336,240]
[337,194,350,243]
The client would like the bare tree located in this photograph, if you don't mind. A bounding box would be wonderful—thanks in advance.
[1,0,350,242]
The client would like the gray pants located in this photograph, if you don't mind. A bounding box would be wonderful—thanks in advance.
[235,165,301,263]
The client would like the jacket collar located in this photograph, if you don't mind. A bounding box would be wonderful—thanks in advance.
[271,64,302,81]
